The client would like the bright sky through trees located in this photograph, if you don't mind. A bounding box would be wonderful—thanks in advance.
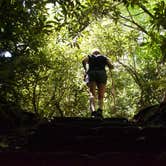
[0,51,12,57]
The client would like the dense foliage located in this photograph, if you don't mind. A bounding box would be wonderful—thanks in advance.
[0,0,166,119]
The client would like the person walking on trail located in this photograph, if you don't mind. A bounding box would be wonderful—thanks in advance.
[82,49,114,118]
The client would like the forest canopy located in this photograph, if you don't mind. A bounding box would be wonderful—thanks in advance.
[0,0,166,119]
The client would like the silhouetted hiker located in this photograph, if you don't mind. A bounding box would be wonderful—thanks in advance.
[82,49,114,118]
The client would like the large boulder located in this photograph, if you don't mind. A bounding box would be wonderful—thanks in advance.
[133,102,166,126]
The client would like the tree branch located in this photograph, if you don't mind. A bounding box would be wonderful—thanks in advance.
[126,7,149,35]
[138,3,154,19]
[117,60,144,88]
[120,14,148,34]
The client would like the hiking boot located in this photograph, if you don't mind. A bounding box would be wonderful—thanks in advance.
[91,109,103,119]
[91,111,98,118]
[97,108,103,119]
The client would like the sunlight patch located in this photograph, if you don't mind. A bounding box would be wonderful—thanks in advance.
[0,51,12,58]
[4,51,12,57]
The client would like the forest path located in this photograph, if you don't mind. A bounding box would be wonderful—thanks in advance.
[0,117,166,165]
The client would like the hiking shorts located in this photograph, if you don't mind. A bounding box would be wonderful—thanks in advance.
[87,70,107,84]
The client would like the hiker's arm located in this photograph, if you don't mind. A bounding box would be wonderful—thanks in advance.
[106,58,114,70]
[82,56,89,73]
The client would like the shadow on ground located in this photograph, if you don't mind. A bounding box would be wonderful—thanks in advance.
[0,102,166,165]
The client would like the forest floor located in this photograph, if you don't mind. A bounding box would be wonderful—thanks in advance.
[0,117,166,165]
[0,102,166,165]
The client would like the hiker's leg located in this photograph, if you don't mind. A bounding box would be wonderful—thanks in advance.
[97,83,106,110]
[88,81,96,112]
